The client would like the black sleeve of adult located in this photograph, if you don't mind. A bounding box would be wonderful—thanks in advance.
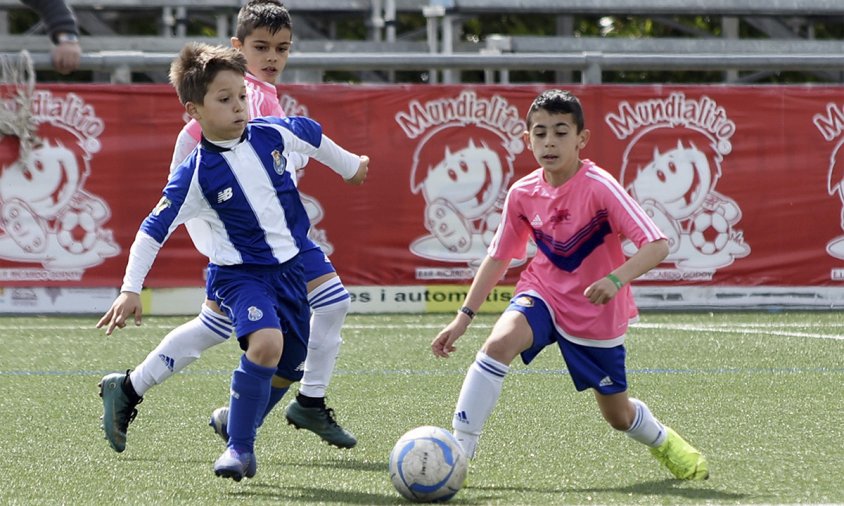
[19,0,79,43]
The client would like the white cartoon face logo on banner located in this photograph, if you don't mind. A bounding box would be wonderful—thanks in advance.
[607,92,749,277]
[812,103,844,279]
[396,91,530,279]
[0,91,119,281]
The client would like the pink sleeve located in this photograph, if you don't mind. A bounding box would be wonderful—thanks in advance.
[169,120,201,177]
[487,189,531,261]
[599,174,666,248]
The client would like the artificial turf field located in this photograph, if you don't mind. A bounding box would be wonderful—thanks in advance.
[1,311,842,505]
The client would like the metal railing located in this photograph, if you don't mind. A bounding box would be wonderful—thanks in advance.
[10,50,844,84]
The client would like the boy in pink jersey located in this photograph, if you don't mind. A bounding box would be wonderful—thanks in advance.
[99,0,361,454]
[431,90,709,481]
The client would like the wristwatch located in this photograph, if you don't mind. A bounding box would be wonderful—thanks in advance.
[55,32,80,44]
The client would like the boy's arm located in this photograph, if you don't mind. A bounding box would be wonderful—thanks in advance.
[97,168,201,334]
[431,255,510,358]
[304,133,368,184]
[96,232,162,335]
[583,238,669,305]
[262,116,369,184]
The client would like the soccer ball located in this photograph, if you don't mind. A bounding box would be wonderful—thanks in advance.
[388,426,468,503]
[57,208,98,254]
[689,208,730,255]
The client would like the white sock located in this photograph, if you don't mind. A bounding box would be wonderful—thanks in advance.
[129,304,232,396]
[298,277,350,399]
[625,398,667,447]
[452,351,509,459]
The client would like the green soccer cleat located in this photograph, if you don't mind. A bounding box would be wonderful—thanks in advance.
[284,398,357,449]
[649,426,709,480]
[98,371,143,453]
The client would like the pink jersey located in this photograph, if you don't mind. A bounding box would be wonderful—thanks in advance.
[488,160,665,346]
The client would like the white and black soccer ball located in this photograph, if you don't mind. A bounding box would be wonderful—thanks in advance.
[388,426,468,503]
[689,208,730,255]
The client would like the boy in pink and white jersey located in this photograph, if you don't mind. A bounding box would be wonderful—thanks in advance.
[99,0,360,455]
[432,90,709,481]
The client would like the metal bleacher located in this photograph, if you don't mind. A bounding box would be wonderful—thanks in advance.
[1,0,843,84]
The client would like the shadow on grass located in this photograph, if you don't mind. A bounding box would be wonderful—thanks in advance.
[470,478,748,502]
[225,484,401,504]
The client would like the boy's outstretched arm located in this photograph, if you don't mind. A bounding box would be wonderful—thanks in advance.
[96,230,165,335]
[584,238,669,305]
[345,155,369,185]
[431,255,510,358]
[97,292,143,336]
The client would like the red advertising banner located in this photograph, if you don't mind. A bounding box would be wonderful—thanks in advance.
[1,83,843,292]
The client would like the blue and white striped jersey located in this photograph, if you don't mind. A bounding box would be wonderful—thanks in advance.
[120,115,360,293]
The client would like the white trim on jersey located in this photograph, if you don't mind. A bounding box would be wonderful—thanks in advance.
[584,167,664,242]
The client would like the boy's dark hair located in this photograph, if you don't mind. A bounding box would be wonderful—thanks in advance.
[169,43,247,105]
[526,89,585,132]
[236,0,292,42]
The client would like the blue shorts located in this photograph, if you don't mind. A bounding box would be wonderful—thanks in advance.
[506,294,627,395]
[204,241,335,297]
[299,239,336,282]
[206,259,310,382]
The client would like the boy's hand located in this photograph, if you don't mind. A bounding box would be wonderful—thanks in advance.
[431,315,470,358]
[345,155,369,185]
[97,292,143,335]
[583,277,618,305]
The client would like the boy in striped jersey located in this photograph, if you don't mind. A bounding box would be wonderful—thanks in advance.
[431,90,708,481]
[98,43,369,481]
[98,0,359,456]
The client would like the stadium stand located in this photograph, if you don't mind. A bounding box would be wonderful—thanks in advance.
[1,0,843,83]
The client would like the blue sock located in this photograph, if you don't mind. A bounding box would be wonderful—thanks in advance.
[228,354,275,453]
[257,385,289,428]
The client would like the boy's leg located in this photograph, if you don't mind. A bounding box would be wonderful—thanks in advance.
[452,310,533,459]
[622,397,708,480]
[214,334,280,482]
[131,302,232,396]
[589,369,708,480]
[211,266,293,482]
[209,376,289,442]
[285,272,357,448]
[99,302,232,453]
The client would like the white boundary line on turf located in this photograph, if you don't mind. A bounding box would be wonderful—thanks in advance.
[632,323,844,340]
[8,321,844,341]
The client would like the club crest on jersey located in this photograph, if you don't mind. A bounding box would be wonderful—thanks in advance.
[247,306,264,321]
[514,296,534,307]
[271,149,287,174]
[152,197,171,216]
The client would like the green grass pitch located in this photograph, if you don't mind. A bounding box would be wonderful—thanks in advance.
[1,311,842,505]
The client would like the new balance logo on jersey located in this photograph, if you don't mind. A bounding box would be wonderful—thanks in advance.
[217,187,233,203]
[530,214,543,227]
[599,376,614,387]
[454,410,469,425]
[158,353,175,372]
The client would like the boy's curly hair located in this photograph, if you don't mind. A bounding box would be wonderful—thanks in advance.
[169,42,247,105]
